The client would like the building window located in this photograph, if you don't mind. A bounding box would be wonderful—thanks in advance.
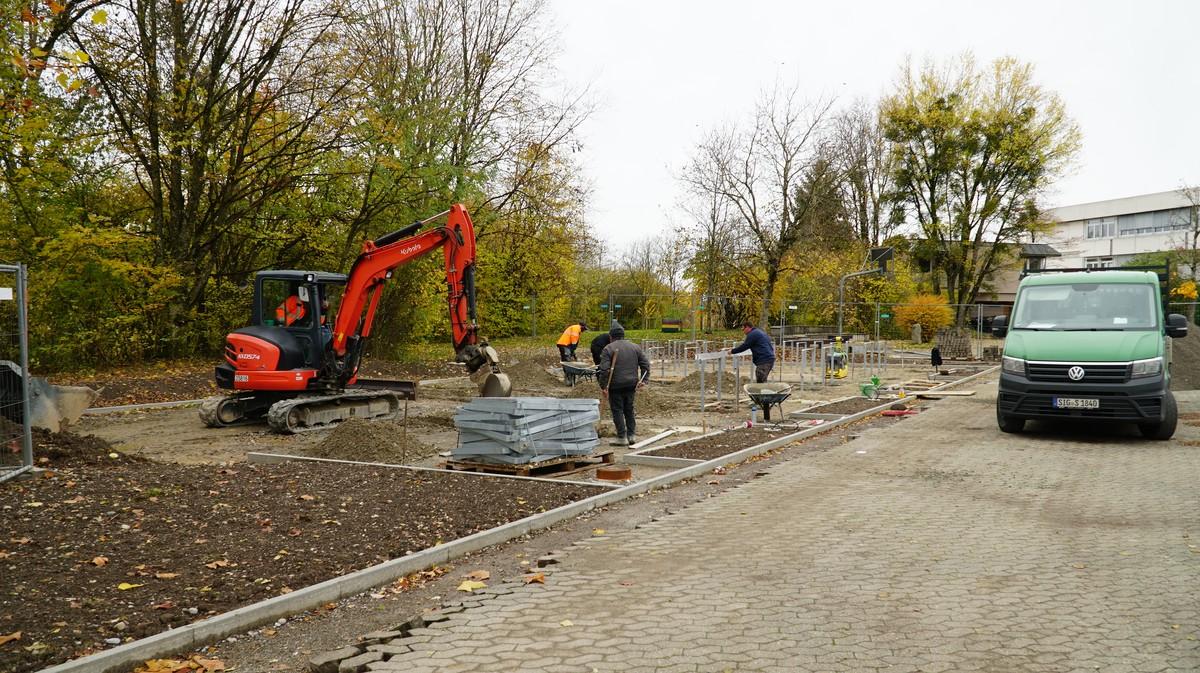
[1116,207,1192,236]
[1085,257,1114,269]
[1086,217,1116,239]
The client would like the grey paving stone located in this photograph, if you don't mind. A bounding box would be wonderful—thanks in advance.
[309,386,1200,672]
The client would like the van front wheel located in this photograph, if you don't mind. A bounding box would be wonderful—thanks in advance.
[1138,392,1177,440]
[997,407,1025,434]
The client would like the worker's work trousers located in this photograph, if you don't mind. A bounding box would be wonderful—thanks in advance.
[608,387,636,439]
[558,345,576,362]
[754,361,774,384]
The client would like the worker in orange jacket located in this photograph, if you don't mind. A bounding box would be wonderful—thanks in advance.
[556,321,588,361]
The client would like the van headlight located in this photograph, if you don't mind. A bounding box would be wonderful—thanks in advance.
[1001,356,1025,375]
[1130,357,1163,378]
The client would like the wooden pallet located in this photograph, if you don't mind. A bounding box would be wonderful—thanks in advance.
[444,451,615,477]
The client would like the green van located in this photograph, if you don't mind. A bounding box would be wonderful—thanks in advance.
[991,268,1189,439]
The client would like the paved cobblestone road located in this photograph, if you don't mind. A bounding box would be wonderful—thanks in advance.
[364,383,1200,672]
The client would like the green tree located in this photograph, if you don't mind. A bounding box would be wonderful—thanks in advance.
[882,54,1080,326]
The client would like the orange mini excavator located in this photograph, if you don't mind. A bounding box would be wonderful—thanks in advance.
[200,204,510,433]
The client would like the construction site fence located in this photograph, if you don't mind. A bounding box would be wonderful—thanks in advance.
[0,263,32,482]
[605,300,1010,358]
[1167,302,1200,324]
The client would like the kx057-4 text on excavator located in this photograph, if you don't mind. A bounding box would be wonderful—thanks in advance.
[200,204,511,433]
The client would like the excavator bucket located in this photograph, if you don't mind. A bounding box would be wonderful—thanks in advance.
[467,346,511,397]
[478,372,512,397]
[0,361,99,432]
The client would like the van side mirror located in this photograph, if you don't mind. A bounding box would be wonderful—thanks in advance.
[1166,313,1188,339]
[991,315,1008,338]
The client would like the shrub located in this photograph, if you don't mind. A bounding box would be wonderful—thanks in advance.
[894,295,953,342]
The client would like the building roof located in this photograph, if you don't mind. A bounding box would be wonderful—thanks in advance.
[1048,190,1193,223]
[1020,243,1061,258]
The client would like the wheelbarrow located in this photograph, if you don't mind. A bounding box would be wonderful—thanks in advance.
[561,361,598,387]
[743,382,793,422]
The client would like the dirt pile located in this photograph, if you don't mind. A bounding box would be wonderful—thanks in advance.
[304,418,440,464]
[502,355,565,393]
[672,370,751,394]
[28,427,141,467]
[565,383,684,416]
[1170,321,1200,390]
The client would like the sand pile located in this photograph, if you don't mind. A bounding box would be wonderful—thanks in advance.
[1170,320,1200,390]
[304,418,440,464]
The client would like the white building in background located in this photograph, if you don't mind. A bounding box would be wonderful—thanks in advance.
[1043,190,1198,271]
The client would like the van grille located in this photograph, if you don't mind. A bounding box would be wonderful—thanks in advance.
[1026,362,1129,383]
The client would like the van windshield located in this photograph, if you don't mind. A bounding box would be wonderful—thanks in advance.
[1011,283,1158,331]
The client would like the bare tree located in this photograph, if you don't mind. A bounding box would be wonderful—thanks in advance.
[1173,184,1200,280]
[80,0,356,307]
[338,0,590,241]
[834,100,898,246]
[682,86,836,325]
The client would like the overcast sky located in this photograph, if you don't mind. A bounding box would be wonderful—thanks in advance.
[548,0,1200,252]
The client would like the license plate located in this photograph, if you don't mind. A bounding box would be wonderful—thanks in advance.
[1053,397,1100,410]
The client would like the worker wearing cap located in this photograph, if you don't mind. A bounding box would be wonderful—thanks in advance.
[597,321,651,447]
[731,321,776,383]
[589,319,620,365]
[556,321,588,362]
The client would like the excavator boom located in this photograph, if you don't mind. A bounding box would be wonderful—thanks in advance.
[202,204,509,433]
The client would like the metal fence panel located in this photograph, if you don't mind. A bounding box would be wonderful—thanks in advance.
[0,264,32,481]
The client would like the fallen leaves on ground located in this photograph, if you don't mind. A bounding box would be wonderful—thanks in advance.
[464,569,490,581]
[135,655,226,672]
[591,528,605,536]
[117,582,144,590]
[0,632,20,647]
[559,619,574,627]
[523,573,545,584]
[456,580,487,592]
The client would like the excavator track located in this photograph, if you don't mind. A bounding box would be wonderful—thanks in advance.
[199,395,256,427]
[266,390,401,434]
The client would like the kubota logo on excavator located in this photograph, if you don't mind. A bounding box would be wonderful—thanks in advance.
[401,243,422,255]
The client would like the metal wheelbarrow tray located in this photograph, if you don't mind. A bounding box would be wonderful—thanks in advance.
[561,361,598,387]
[743,382,793,421]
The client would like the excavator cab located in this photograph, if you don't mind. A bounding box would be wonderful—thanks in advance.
[254,271,343,370]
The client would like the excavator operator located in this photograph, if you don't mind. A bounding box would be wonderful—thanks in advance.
[276,289,309,327]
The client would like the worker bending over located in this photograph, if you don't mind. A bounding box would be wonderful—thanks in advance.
[730,321,776,383]
[556,321,588,361]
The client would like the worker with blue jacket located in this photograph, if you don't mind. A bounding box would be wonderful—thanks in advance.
[730,321,776,383]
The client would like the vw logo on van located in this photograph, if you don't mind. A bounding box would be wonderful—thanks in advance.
[1067,366,1085,381]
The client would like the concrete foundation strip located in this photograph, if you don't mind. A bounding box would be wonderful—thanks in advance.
[245,452,613,490]
[44,365,998,673]
[628,429,677,450]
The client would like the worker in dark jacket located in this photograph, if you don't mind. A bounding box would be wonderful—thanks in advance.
[589,321,617,365]
[597,322,651,447]
[730,321,776,383]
